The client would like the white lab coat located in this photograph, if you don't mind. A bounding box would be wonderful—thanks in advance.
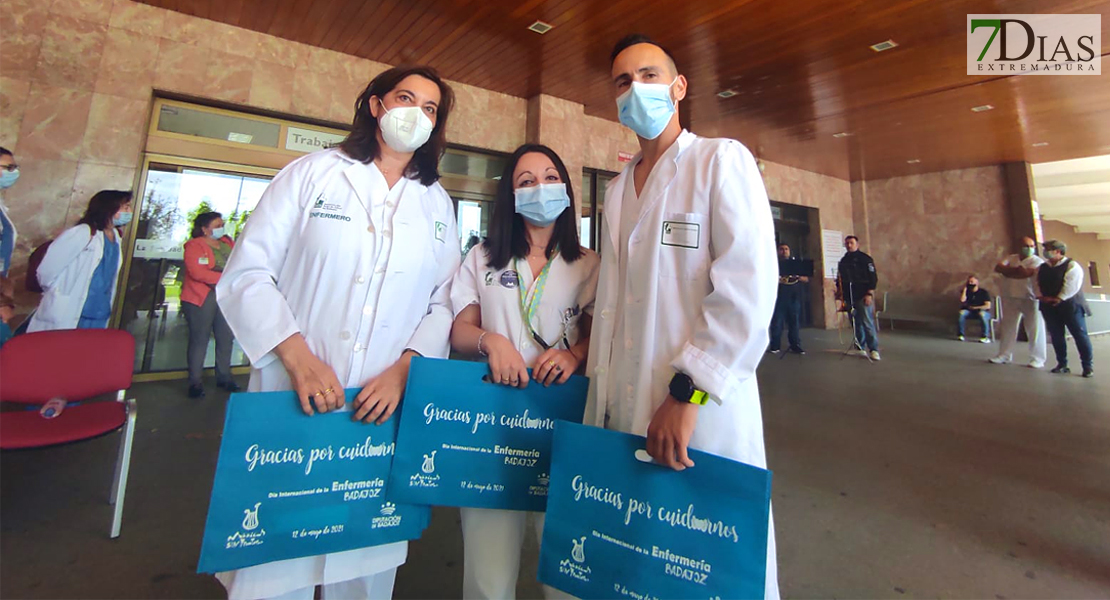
[584,130,780,599]
[450,245,599,600]
[215,148,460,600]
[28,225,121,332]
[0,196,17,273]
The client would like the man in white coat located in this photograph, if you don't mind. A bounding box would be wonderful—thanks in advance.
[990,236,1047,368]
[584,35,780,598]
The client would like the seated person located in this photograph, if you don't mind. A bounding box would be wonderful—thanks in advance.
[958,275,992,342]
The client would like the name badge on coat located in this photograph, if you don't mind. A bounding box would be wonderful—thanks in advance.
[661,220,701,249]
[199,257,210,265]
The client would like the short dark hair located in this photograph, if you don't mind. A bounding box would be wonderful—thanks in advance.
[0,147,12,158]
[339,65,455,187]
[78,190,132,231]
[845,235,859,243]
[483,144,584,271]
[610,34,678,72]
[191,211,222,238]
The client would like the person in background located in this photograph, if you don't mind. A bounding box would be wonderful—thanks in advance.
[0,275,14,348]
[450,144,599,599]
[1037,240,1094,378]
[586,34,779,599]
[0,146,19,277]
[215,65,460,600]
[836,235,880,360]
[28,190,132,332]
[957,275,992,343]
[990,236,1047,368]
[463,233,481,256]
[768,243,808,355]
[182,211,239,398]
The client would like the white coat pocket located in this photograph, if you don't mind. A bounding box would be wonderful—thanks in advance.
[658,212,710,280]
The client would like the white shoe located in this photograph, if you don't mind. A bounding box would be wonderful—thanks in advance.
[958,335,966,341]
[1027,361,1045,369]
[869,350,881,361]
[988,356,1009,365]
[980,337,991,344]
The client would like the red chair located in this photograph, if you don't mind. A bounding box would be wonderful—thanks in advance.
[0,329,138,538]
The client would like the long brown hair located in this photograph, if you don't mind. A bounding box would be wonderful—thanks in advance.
[339,66,455,187]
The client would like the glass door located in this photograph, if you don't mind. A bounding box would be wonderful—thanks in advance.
[118,158,276,374]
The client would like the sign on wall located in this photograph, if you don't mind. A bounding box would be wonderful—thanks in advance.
[821,229,845,279]
[285,127,347,154]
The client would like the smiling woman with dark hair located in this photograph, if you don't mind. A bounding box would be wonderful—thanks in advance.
[213,65,462,600]
[448,143,599,599]
[28,190,132,332]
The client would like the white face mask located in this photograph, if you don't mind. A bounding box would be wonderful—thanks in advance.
[378,99,434,153]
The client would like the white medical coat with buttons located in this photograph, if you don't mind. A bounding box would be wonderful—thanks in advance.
[28,225,120,333]
[215,148,460,599]
[584,130,780,599]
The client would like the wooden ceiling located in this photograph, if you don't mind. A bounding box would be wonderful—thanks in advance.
[138,0,1110,181]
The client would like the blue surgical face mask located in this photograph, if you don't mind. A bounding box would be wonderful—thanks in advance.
[113,211,133,227]
[211,226,226,239]
[1020,247,1035,259]
[0,169,19,190]
[616,79,678,140]
[514,183,570,227]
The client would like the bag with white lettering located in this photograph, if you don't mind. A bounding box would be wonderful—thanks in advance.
[539,422,771,599]
[387,357,588,511]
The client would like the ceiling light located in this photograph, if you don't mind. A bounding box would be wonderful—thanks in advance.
[527,21,553,34]
[906,159,921,164]
[717,89,738,99]
[870,40,899,52]
[832,132,853,138]
[971,104,995,112]
[1032,142,1050,147]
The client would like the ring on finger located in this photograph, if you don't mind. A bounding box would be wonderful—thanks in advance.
[323,388,334,396]
[554,364,563,372]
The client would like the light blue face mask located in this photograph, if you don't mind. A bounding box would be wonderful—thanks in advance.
[514,183,570,227]
[211,226,226,239]
[0,169,19,190]
[616,79,678,140]
[113,211,133,227]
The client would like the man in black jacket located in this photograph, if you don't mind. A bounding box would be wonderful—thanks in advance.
[836,235,880,360]
[1037,240,1093,378]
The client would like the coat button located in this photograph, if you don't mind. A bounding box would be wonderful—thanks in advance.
[375,267,385,274]
[356,276,366,284]
[625,338,633,350]
[383,229,392,238]
[367,225,374,233]
[353,343,363,352]
[601,309,612,319]
[595,367,607,376]
[339,331,351,341]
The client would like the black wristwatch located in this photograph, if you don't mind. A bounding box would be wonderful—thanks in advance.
[669,373,709,405]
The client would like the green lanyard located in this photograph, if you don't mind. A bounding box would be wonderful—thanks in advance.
[516,256,556,349]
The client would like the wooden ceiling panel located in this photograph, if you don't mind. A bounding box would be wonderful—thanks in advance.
[138,0,1110,180]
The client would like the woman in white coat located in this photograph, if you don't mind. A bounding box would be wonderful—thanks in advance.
[215,66,461,600]
[450,145,599,600]
[28,190,132,332]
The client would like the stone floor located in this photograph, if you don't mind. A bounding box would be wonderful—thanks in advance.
[2,330,1108,599]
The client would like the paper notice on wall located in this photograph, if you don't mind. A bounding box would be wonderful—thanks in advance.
[821,229,845,279]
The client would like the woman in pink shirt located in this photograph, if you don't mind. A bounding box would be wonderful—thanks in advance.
[181,212,238,397]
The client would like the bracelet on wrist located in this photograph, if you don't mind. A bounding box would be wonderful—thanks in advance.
[477,331,488,357]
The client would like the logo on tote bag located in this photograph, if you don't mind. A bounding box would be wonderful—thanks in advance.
[225,502,266,549]
[409,451,441,489]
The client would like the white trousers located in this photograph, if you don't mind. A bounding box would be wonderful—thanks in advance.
[265,569,397,600]
[995,297,1047,365]
[461,507,574,600]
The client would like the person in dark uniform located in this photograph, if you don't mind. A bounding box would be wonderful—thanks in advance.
[768,243,808,354]
[1037,240,1094,378]
[836,235,880,360]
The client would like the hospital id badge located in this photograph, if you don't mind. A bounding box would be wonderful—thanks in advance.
[661,220,700,249]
